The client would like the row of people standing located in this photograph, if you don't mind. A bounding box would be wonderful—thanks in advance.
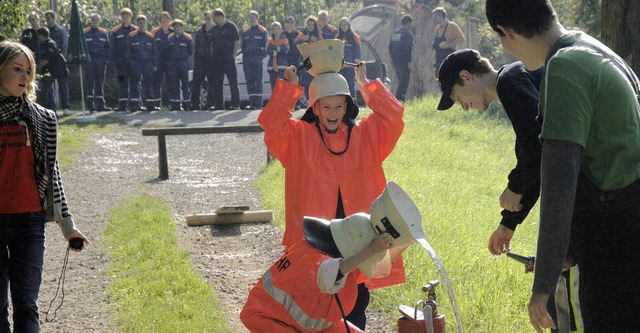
[105,8,194,111]
[19,8,360,112]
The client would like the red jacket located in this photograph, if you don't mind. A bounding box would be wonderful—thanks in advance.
[240,241,361,332]
[258,78,406,289]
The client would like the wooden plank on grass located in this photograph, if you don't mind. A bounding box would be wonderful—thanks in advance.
[185,210,274,226]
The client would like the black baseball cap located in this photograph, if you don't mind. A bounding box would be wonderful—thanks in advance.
[437,49,482,110]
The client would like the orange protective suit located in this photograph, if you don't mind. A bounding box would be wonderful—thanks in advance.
[240,240,363,333]
[258,78,406,289]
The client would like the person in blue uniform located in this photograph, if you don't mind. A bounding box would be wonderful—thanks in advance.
[44,10,70,114]
[282,16,304,109]
[241,10,268,109]
[83,14,110,112]
[388,14,413,101]
[167,19,192,111]
[337,17,361,99]
[191,11,216,110]
[266,21,289,91]
[108,8,137,111]
[128,15,157,112]
[294,16,322,104]
[317,10,338,40]
[150,12,173,111]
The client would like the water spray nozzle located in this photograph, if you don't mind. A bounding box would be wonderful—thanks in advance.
[506,251,535,266]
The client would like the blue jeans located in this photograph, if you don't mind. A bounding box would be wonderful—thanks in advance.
[0,212,46,333]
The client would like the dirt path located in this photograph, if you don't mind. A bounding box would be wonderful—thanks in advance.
[39,123,394,332]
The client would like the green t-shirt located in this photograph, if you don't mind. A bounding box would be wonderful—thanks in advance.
[540,31,640,190]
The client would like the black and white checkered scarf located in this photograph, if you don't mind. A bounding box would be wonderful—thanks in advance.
[0,96,69,221]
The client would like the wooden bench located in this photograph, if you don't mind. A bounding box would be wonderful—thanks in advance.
[141,125,264,180]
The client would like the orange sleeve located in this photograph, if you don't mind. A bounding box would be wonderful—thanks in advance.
[358,78,405,159]
[257,79,305,166]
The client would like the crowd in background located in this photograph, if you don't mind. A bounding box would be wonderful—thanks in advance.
[18,7,363,112]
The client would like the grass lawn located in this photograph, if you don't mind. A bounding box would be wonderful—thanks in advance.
[256,96,540,332]
[101,192,232,332]
[58,119,231,332]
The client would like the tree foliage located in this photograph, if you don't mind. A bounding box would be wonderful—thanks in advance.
[0,0,31,41]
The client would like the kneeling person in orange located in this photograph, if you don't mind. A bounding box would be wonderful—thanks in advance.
[240,182,424,332]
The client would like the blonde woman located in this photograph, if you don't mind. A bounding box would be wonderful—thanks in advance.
[0,40,89,332]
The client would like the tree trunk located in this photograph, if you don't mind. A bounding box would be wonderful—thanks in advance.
[408,1,438,100]
[112,0,119,17]
[163,0,175,19]
[602,0,640,75]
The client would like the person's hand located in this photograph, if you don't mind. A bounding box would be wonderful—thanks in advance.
[488,224,514,255]
[368,232,394,254]
[528,293,556,332]
[500,187,523,212]
[354,61,369,87]
[284,65,299,85]
[65,231,90,253]
[438,41,447,49]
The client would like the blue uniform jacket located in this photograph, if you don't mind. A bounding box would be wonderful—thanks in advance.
[388,27,413,65]
[109,24,137,62]
[242,25,268,59]
[128,30,158,66]
[167,32,193,60]
[320,24,337,40]
[152,26,173,65]
[266,35,290,72]
[343,37,361,63]
[83,27,109,60]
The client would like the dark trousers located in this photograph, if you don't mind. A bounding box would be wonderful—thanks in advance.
[114,60,132,110]
[0,213,46,333]
[129,60,155,111]
[339,67,356,99]
[153,62,171,108]
[84,58,107,110]
[37,76,56,111]
[54,75,70,110]
[243,57,264,108]
[211,57,239,109]
[168,59,191,110]
[299,70,312,104]
[345,283,369,330]
[571,174,640,331]
[191,61,215,110]
[268,70,285,91]
[393,61,410,101]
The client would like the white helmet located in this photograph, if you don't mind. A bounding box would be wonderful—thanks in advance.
[370,181,425,248]
[330,213,390,278]
[307,72,351,108]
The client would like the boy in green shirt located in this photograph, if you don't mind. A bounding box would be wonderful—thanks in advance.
[486,0,640,332]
